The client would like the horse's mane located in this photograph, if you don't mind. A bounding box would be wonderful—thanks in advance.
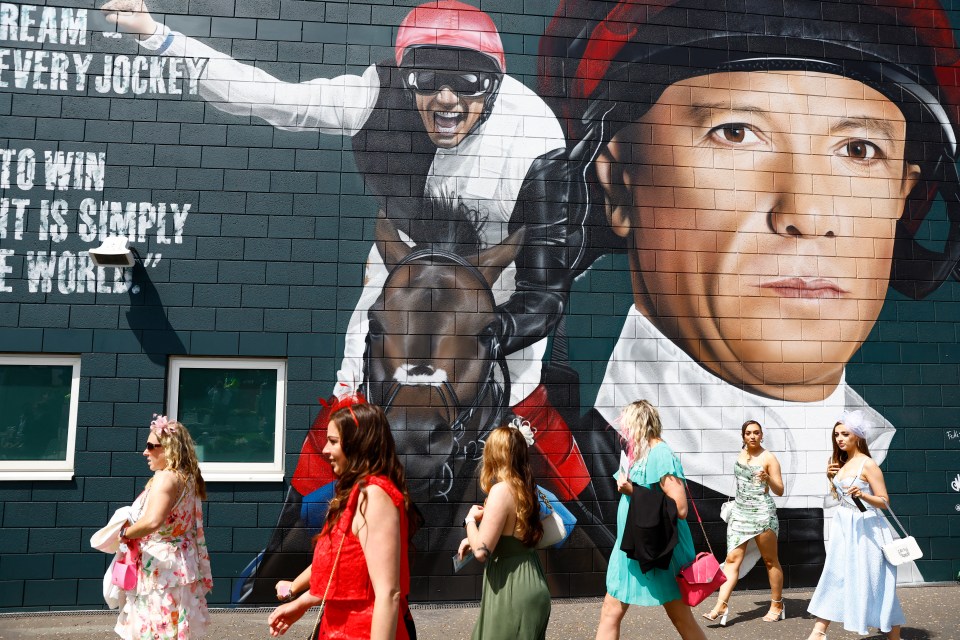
[406,194,487,256]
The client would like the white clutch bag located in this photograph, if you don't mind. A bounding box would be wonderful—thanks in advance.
[881,499,923,566]
[719,498,734,523]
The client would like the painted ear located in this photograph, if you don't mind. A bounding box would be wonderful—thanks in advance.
[595,141,632,239]
[470,226,527,288]
[375,214,413,270]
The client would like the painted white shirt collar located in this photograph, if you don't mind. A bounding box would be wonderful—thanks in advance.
[595,306,896,510]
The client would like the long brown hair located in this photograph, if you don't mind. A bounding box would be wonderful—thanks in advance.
[830,420,872,466]
[321,403,414,535]
[829,420,872,499]
[479,426,543,548]
[156,421,206,500]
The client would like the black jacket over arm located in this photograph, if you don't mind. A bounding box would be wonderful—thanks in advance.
[620,483,679,573]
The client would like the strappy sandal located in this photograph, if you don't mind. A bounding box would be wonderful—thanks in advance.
[763,598,785,622]
[701,600,729,626]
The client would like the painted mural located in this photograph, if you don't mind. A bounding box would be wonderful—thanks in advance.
[2,0,959,607]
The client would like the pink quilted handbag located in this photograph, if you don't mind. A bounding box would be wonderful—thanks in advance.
[111,545,138,591]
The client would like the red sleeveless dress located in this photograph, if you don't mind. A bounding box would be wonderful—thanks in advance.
[309,475,410,640]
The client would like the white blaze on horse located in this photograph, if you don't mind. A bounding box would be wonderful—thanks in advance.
[365,212,525,501]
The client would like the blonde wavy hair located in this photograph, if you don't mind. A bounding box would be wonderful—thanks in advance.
[155,421,207,500]
[619,400,663,468]
[479,426,543,548]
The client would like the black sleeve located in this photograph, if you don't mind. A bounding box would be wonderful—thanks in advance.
[497,148,622,355]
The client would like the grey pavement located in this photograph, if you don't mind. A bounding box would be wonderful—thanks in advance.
[0,585,957,640]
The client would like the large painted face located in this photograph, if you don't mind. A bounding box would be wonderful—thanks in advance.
[414,87,486,148]
[598,70,921,402]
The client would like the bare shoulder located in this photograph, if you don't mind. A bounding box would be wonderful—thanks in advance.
[359,482,393,508]
[487,481,516,507]
[153,469,181,492]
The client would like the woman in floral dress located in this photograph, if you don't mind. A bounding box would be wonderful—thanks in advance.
[115,415,213,640]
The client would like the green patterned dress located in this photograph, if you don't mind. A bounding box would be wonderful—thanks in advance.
[726,458,779,550]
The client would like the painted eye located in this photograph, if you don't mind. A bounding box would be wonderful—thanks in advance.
[841,140,880,160]
[710,124,760,145]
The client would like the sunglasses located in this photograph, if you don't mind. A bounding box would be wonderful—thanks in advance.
[404,70,495,97]
[145,442,162,451]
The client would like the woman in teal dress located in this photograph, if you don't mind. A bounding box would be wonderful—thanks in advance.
[596,400,707,640]
[458,423,551,640]
[703,420,785,626]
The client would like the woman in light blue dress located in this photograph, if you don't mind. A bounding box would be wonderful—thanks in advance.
[807,410,905,640]
[596,400,707,640]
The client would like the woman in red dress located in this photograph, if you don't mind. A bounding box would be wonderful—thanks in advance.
[268,397,416,639]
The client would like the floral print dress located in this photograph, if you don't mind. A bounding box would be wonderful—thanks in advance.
[115,477,213,640]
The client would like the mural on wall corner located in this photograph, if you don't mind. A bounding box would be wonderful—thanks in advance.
[5,0,960,606]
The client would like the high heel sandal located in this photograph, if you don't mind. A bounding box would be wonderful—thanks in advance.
[701,600,729,626]
[763,598,785,622]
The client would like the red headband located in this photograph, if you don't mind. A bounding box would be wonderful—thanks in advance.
[319,389,368,429]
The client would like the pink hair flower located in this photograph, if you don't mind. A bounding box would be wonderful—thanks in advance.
[150,414,177,436]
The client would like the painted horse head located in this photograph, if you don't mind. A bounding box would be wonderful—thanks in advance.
[364,201,525,501]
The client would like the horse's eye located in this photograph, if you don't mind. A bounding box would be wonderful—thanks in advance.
[479,324,497,345]
[368,319,384,340]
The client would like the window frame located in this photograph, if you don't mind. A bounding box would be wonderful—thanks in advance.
[0,354,81,481]
[167,356,287,482]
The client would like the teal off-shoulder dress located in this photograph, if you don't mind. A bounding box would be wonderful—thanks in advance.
[606,442,696,606]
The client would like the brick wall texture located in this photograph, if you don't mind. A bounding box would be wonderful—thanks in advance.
[1,0,959,610]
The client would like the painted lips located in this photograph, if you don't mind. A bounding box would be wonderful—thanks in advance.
[760,277,847,298]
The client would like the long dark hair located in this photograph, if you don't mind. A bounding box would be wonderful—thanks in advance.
[479,426,543,548]
[830,421,872,467]
[829,420,872,500]
[321,403,415,535]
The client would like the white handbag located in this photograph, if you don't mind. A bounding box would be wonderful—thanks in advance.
[719,498,734,523]
[880,499,923,566]
[536,490,566,549]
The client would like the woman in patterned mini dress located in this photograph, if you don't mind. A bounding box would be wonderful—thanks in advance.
[703,420,784,626]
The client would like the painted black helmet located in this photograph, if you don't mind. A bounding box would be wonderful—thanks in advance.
[540,0,960,298]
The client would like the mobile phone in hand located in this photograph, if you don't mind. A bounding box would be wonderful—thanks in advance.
[851,494,867,512]
[452,552,474,573]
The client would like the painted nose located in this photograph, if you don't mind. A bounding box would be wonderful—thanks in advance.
[766,152,838,239]
[435,86,459,106]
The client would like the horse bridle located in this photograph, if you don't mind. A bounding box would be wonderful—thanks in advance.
[362,247,512,436]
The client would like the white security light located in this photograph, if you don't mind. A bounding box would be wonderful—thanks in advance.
[89,236,135,267]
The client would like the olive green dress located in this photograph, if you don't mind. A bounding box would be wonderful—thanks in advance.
[471,536,551,640]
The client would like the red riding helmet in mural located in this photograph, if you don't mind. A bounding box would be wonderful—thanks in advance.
[539,0,960,585]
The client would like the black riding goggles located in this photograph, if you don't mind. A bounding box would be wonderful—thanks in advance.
[403,69,496,97]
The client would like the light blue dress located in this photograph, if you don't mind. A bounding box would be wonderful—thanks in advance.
[807,458,905,635]
[606,443,696,606]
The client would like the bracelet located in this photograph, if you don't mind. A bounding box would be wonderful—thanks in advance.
[119,526,128,540]
[464,517,474,528]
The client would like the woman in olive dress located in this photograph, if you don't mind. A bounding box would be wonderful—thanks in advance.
[458,423,551,639]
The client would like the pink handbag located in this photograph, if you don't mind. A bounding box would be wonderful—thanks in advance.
[111,545,139,591]
[675,484,726,606]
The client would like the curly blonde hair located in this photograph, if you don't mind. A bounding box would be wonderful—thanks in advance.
[619,400,663,468]
[479,426,543,548]
[155,421,206,500]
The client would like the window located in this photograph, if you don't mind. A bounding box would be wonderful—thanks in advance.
[0,355,81,480]
[168,357,286,482]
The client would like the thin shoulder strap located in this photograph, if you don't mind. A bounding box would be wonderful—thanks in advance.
[855,456,870,481]
[683,482,717,557]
